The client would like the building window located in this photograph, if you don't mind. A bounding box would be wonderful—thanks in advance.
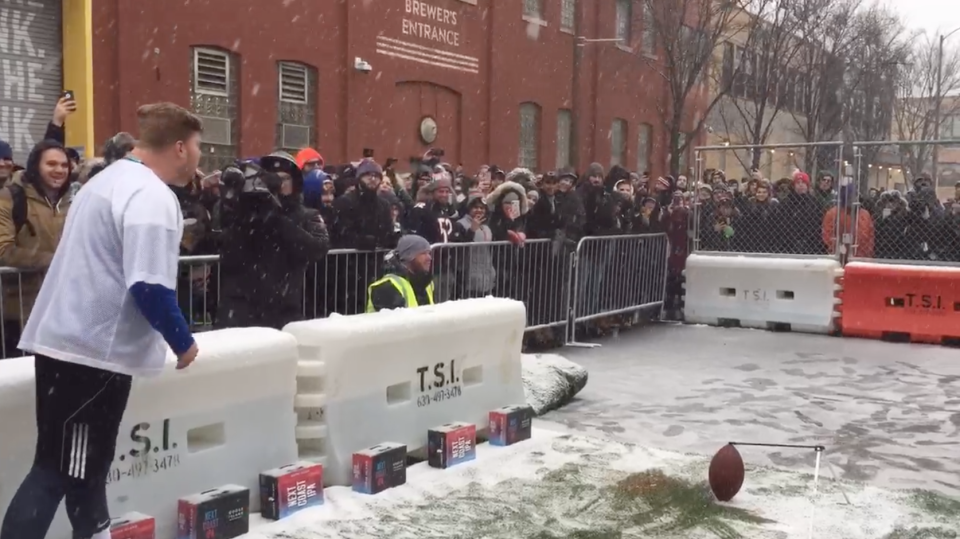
[641,3,655,55]
[611,118,627,166]
[190,46,238,172]
[276,61,318,153]
[519,102,541,170]
[557,109,572,168]
[561,0,576,32]
[637,123,652,173]
[616,0,632,43]
[523,0,542,19]
[193,48,229,96]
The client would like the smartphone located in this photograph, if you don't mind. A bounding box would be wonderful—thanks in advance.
[62,90,75,101]
[362,148,374,158]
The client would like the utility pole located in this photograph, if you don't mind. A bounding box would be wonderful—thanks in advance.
[933,27,960,191]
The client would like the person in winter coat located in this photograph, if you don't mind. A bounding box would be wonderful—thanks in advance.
[0,140,73,355]
[366,234,434,312]
[485,181,528,301]
[332,159,396,250]
[822,182,873,259]
[815,172,837,208]
[404,177,460,244]
[873,190,909,260]
[740,180,779,253]
[217,151,330,329]
[778,172,826,255]
[453,195,496,298]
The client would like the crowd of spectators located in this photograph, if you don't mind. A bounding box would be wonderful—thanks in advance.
[1,96,958,358]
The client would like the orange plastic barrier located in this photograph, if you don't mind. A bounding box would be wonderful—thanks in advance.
[840,262,960,344]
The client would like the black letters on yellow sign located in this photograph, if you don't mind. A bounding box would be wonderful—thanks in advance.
[417,359,458,392]
[128,418,173,458]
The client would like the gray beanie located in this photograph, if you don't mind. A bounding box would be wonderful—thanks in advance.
[397,234,431,263]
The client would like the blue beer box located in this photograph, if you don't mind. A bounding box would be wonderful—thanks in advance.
[427,422,477,469]
[352,442,407,494]
[488,405,534,446]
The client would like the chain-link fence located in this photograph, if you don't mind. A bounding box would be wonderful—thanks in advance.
[692,141,845,259]
[850,140,960,266]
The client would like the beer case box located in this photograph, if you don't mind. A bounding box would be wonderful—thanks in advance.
[259,461,324,520]
[488,405,534,446]
[352,442,407,495]
[176,484,250,539]
[427,422,477,469]
[110,512,155,539]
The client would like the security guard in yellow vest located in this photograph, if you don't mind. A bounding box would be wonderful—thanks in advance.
[366,234,435,312]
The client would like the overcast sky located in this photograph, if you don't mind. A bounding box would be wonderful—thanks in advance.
[888,0,960,36]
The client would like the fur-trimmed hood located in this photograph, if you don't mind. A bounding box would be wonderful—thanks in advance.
[485,180,529,215]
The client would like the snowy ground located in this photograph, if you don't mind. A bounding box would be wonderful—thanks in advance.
[243,324,960,539]
[540,323,960,497]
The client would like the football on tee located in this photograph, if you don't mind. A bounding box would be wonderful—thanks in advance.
[708,443,745,502]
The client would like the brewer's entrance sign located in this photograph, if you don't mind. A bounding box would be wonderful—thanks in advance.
[377,0,480,74]
[403,0,459,46]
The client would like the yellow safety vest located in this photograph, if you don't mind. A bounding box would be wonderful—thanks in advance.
[365,274,435,313]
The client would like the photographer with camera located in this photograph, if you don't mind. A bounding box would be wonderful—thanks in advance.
[216,151,330,329]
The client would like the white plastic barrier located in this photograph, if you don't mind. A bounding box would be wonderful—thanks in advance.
[284,297,528,486]
[683,254,842,334]
[0,328,299,539]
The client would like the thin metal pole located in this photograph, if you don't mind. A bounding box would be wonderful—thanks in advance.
[694,141,844,152]
[934,34,944,191]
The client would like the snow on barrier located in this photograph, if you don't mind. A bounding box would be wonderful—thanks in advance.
[683,254,842,334]
[283,297,528,486]
[0,328,299,539]
[840,261,960,344]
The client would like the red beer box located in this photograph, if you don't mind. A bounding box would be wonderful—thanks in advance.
[427,422,477,469]
[177,485,249,539]
[352,442,407,494]
[489,405,534,446]
[110,512,154,539]
[259,461,324,520]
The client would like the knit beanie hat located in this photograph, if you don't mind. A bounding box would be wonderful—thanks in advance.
[356,158,383,179]
[397,234,431,263]
[586,162,604,179]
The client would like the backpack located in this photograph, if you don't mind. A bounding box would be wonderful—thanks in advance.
[6,183,30,236]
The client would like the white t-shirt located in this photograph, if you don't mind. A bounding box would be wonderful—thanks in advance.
[19,158,183,377]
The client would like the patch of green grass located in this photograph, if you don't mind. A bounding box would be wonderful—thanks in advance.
[909,490,960,518]
[607,470,774,539]
[880,526,958,539]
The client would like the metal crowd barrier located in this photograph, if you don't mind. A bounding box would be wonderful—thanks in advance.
[0,235,671,359]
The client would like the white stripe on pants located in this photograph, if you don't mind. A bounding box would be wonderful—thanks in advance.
[68,423,89,480]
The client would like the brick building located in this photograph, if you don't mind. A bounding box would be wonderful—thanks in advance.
[53,0,696,175]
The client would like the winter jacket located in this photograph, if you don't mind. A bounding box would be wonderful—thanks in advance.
[0,140,73,322]
[454,212,496,294]
[822,206,874,258]
[217,194,330,329]
[332,186,397,250]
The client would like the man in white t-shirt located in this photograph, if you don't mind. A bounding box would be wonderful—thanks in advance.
[0,103,202,539]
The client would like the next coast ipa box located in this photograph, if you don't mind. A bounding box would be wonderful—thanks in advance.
[352,443,407,494]
[489,405,534,446]
[110,512,155,539]
[176,485,249,539]
[427,422,477,469]
[259,461,324,520]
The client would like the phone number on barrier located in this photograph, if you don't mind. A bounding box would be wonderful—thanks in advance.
[106,454,181,484]
[417,385,462,407]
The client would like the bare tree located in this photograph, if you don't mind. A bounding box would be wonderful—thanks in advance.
[892,34,960,179]
[714,0,808,171]
[635,0,753,176]
[841,4,912,186]
[788,0,864,173]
